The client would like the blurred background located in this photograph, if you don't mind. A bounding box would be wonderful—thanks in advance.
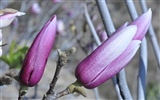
[0,0,159,99]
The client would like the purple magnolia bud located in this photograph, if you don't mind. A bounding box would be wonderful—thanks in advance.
[0,30,2,57]
[19,15,57,87]
[75,9,152,89]
[0,8,25,28]
[76,25,137,88]
[30,2,41,15]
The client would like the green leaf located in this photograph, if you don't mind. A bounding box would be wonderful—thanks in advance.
[0,41,29,69]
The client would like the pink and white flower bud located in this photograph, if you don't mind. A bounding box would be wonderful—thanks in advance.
[30,3,41,15]
[76,25,137,88]
[0,9,25,28]
[85,40,141,88]
[75,9,152,89]
[19,15,57,87]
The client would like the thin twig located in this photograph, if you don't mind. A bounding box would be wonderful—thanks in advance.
[56,88,71,99]
[85,1,122,99]
[47,50,68,94]
[0,69,18,86]
[21,3,63,44]
[0,75,12,86]
[0,43,7,47]
[84,4,101,46]
[93,87,100,100]
[95,0,115,36]
[51,32,83,58]
[140,0,160,68]
[84,4,102,100]
[18,84,28,100]
[138,38,148,99]
[96,0,132,99]
[125,0,148,99]
[55,80,87,99]
[43,47,76,100]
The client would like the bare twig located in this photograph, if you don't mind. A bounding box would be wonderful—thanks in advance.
[17,3,62,45]
[51,32,83,58]
[47,50,68,94]
[0,68,27,99]
[18,84,28,100]
[125,0,148,99]
[55,81,87,99]
[84,4,101,46]
[43,80,86,100]
[138,38,148,99]
[0,43,7,47]
[140,0,160,68]
[83,4,103,100]
[0,69,18,86]
[95,0,115,36]
[0,76,12,86]
[43,47,76,100]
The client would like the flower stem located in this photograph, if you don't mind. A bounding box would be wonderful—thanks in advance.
[43,47,76,100]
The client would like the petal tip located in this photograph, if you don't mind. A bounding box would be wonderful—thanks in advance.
[145,8,152,18]
[148,8,152,13]
[16,12,26,16]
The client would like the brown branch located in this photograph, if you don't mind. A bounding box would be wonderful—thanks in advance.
[0,69,18,86]
[18,84,28,100]
[0,76,12,86]
[43,47,76,100]
[43,81,87,100]
[0,43,7,47]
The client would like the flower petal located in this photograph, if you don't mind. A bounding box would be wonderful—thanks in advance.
[19,15,57,87]
[85,40,141,88]
[0,11,25,28]
[130,9,152,40]
[76,25,137,86]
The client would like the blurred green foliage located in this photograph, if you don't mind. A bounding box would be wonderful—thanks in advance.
[0,41,29,69]
[147,82,160,99]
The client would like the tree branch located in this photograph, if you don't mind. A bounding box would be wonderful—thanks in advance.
[43,47,76,100]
